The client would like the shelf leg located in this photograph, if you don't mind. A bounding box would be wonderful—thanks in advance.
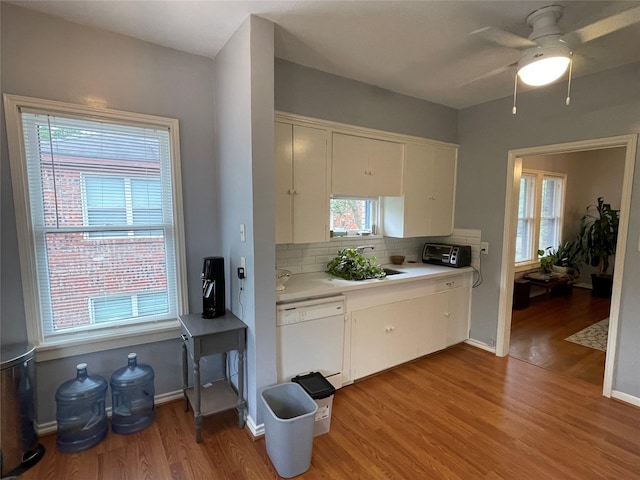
[181,336,188,412]
[237,339,246,429]
[194,357,202,443]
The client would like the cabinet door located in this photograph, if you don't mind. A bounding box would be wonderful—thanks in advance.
[352,299,422,380]
[385,297,424,367]
[275,122,293,244]
[382,142,457,238]
[352,306,392,379]
[417,293,448,356]
[445,283,471,346]
[367,138,403,196]
[429,145,456,236]
[332,133,370,196]
[292,125,328,244]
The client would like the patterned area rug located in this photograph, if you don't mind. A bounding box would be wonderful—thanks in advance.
[565,318,609,351]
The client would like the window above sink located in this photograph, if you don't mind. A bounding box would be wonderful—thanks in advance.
[330,196,379,237]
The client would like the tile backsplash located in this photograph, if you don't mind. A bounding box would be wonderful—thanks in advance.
[276,228,482,274]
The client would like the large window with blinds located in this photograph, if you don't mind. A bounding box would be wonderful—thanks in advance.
[4,95,186,348]
[515,169,566,268]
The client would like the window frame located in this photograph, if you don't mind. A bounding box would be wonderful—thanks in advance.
[4,94,188,360]
[329,195,380,237]
[515,168,567,272]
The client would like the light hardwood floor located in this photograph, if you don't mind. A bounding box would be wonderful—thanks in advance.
[510,286,610,386]
[22,343,640,479]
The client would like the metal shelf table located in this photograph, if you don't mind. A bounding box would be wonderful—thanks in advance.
[179,312,247,443]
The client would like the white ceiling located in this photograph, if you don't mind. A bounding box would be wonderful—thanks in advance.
[9,1,640,109]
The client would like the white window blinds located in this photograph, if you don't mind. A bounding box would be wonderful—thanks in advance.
[20,111,179,340]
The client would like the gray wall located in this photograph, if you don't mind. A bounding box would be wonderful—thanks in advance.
[214,16,276,425]
[457,62,640,396]
[1,4,219,422]
[275,59,458,144]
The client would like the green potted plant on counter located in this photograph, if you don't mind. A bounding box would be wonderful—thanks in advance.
[326,248,386,281]
[576,197,619,297]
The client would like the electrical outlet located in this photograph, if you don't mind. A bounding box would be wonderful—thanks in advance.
[480,242,489,255]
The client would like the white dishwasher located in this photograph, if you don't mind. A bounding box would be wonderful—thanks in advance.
[276,295,345,390]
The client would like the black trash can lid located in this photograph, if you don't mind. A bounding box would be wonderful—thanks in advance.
[292,372,336,399]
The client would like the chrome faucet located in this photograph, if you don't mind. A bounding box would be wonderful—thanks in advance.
[355,245,375,254]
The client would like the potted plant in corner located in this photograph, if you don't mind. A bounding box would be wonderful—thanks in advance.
[576,197,619,297]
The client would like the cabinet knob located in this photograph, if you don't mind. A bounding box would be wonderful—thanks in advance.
[445,312,451,318]
[287,188,294,195]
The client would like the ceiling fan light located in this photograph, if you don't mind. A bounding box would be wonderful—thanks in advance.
[518,56,570,86]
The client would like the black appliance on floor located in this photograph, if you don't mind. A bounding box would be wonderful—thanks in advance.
[202,256,225,318]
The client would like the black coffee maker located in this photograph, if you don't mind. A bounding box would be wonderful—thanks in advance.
[202,256,225,319]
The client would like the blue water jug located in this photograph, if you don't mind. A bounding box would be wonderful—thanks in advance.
[55,363,108,453]
[110,353,155,434]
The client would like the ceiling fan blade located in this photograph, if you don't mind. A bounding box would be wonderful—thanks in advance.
[457,62,517,88]
[468,26,536,50]
[561,4,640,45]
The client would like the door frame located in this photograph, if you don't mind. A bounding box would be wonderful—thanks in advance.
[495,134,638,397]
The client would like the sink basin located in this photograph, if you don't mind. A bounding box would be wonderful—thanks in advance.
[383,268,404,276]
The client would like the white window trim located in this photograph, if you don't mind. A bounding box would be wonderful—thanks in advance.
[330,195,380,236]
[4,94,188,361]
[515,168,567,272]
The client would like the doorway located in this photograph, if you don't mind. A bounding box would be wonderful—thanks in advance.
[495,135,638,397]
[508,148,624,386]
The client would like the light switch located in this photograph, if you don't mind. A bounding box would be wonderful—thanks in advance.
[240,224,246,242]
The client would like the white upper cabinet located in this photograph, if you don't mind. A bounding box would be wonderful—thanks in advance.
[383,142,457,238]
[275,121,328,244]
[331,132,403,197]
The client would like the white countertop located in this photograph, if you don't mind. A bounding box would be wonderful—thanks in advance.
[276,263,474,303]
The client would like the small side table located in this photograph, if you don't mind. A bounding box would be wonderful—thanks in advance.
[525,275,572,299]
[179,312,247,443]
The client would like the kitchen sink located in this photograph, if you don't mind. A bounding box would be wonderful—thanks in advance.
[383,267,404,276]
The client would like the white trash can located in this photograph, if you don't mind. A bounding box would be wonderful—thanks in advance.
[292,372,336,436]
[261,382,318,478]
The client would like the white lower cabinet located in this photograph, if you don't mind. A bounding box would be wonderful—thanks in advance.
[352,299,423,380]
[435,275,471,347]
[347,273,471,381]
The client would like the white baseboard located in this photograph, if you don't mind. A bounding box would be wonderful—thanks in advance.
[611,390,640,408]
[464,338,496,354]
[246,414,264,438]
[36,389,184,436]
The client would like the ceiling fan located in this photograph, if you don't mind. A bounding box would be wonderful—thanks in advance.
[466,3,640,111]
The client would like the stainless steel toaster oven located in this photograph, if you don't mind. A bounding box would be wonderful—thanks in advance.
[422,243,472,268]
